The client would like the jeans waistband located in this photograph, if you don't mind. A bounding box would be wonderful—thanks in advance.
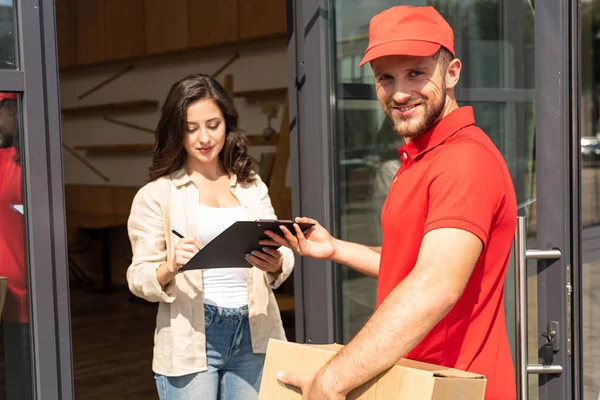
[204,303,249,318]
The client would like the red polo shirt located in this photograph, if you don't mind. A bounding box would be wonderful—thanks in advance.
[378,106,517,400]
[0,147,28,324]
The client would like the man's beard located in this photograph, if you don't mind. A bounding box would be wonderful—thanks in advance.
[384,86,446,140]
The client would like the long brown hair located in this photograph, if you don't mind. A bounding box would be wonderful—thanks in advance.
[148,73,255,183]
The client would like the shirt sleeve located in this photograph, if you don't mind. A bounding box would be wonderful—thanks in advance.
[424,141,507,246]
[254,175,295,289]
[126,184,177,303]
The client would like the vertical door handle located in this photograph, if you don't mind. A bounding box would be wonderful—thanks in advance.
[515,216,563,400]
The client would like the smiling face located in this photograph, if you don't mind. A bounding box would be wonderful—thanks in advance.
[372,51,459,141]
[183,98,226,169]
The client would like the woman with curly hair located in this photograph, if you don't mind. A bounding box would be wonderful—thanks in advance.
[126,74,294,400]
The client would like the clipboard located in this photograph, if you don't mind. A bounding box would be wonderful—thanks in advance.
[180,219,314,271]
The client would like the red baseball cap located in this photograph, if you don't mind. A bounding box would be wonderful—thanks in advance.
[0,92,17,102]
[359,6,455,67]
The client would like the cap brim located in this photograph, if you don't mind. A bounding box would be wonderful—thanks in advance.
[0,93,17,101]
[358,40,441,67]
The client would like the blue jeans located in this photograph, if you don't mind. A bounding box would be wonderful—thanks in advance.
[155,304,265,400]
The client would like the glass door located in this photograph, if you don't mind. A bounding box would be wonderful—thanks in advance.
[578,0,600,399]
[332,0,538,346]
[289,0,574,399]
[331,1,574,399]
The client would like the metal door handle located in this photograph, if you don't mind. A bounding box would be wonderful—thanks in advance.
[515,216,563,400]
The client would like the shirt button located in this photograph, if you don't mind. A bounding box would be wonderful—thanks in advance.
[393,176,398,183]
[402,152,408,159]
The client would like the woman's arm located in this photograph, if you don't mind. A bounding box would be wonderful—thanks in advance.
[155,259,178,287]
[126,184,178,303]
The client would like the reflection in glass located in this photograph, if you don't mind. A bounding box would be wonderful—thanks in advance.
[582,1,600,399]
[0,92,32,399]
[0,0,16,69]
[332,1,537,372]
[582,0,600,229]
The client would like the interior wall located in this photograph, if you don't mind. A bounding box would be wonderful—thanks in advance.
[59,42,289,187]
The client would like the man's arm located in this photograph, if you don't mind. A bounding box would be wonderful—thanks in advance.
[331,240,381,277]
[315,227,482,395]
[261,217,382,277]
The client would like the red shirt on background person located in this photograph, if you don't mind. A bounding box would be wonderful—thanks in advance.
[264,5,517,400]
[0,92,27,325]
[0,145,26,324]
[0,92,33,400]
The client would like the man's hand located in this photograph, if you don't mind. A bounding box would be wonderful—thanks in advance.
[260,217,337,260]
[277,371,345,400]
[261,217,381,277]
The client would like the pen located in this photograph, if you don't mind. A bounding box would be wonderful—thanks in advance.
[172,229,184,239]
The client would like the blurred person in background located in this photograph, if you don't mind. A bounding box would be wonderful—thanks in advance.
[0,92,32,400]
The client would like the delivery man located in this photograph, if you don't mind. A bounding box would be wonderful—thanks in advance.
[261,5,517,400]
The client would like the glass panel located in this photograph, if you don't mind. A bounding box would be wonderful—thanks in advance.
[0,0,17,69]
[336,97,399,342]
[332,0,536,391]
[0,92,33,399]
[581,1,600,398]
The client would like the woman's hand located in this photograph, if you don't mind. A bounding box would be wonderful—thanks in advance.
[157,237,203,287]
[246,247,283,274]
[260,217,337,261]
[172,237,204,272]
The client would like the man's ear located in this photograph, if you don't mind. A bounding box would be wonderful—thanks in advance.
[445,58,462,90]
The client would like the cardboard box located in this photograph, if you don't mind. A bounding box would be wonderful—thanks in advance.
[259,339,487,400]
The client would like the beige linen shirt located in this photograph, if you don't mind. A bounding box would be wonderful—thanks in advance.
[126,168,294,377]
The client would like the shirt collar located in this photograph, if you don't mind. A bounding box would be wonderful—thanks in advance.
[170,167,237,188]
[398,106,475,162]
[0,147,17,159]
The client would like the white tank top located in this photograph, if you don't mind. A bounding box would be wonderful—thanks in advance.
[198,204,249,308]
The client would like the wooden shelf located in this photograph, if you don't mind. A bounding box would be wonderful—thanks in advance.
[73,143,154,154]
[59,33,287,73]
[61,100,159,117]
[247,134,279,146]
[234,88,287,101]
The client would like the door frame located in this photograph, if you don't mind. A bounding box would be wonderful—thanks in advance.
[1,0,73,398]
[533,0,573,398]
[287,0,338,344]
[571,0,584,398]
